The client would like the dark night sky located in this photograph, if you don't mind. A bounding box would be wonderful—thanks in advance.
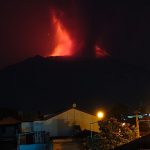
[0,1,150,69]
[1,1,150,113]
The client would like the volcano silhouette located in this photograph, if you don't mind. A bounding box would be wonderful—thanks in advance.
[0,55,149,113]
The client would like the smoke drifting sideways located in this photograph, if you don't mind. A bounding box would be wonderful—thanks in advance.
[49,0,109,58]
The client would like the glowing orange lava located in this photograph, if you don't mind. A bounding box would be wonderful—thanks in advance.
[50,12,73,56]
[95,45,109,58]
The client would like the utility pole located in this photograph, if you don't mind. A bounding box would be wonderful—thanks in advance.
[135,113,140,138]
[90,121,97,139]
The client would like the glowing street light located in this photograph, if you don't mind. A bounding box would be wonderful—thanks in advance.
[90,111,105,139]
[97,111,104,119]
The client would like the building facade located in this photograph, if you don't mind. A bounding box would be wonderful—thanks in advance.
[21,107,100,137]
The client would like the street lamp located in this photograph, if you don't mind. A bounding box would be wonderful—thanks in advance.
[97,111,104,119]
[90,111,104,139]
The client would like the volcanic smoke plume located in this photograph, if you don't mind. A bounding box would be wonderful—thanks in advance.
[49,0,109,58]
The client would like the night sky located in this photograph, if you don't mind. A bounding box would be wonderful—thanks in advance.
[1,1,150,112]
[0,1,150,68]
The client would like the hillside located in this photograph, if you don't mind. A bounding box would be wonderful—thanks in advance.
[0,56,150,112]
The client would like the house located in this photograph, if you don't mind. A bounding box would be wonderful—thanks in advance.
[21,104,100,137]
[0,117,20,149]
[19,104,100,150]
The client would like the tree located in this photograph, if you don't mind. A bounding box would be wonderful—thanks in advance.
[86,118,136,150]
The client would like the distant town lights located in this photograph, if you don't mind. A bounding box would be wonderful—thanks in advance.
[122,122,126,126]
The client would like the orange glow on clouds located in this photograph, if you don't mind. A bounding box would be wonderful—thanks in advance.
[50,11,73,56]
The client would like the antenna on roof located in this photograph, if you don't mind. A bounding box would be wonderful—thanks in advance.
[73,103,76,108]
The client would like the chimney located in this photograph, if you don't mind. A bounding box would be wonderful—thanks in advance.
[73,103,77,108]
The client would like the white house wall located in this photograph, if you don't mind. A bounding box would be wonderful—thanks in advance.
[33,121,44,132]
[43,108,100,137]
[21,108,100,137]
[21,122,33,132]
[73,109,100,132]
[44,111,73,137]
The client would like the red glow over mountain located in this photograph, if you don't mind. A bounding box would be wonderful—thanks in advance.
[50,11,74,56]
[49,9,110,58]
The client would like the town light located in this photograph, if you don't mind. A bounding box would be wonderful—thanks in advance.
[122,122,126,126]
[97,111,104,119]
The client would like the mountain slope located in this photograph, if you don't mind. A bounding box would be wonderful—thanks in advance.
[0,56,150,112]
